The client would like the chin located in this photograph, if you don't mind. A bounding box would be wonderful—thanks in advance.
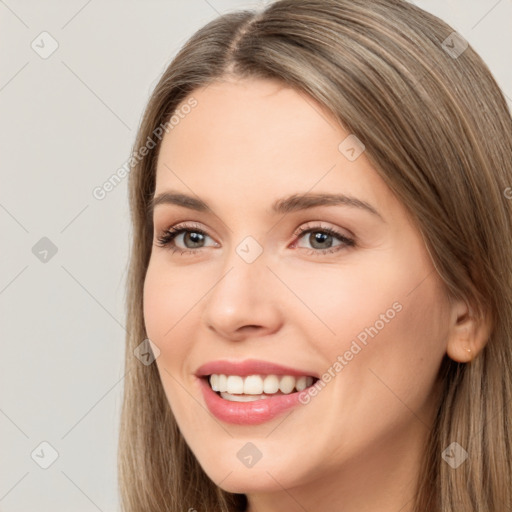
[198,455,306,494]
[213,472,289,494]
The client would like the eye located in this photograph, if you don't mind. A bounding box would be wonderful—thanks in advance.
[155,222,217,256]
[154,221,355,257]
[292,223,355,256]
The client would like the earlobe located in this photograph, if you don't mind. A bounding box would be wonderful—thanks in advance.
[445,298,492,363]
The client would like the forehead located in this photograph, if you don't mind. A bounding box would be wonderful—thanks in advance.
[162,77,340,161]
[154,77,397,220]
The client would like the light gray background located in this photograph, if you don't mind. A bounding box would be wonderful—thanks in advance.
[1,1,510,511]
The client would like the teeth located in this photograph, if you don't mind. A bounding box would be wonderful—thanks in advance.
[218,374,227,392]
[244,375,263,394]
[279,375,295,394]
[226,375,244,394]
[210,374,220,391]
[295,376,307,391]
[263,375,279,394]
[208,374,314,395]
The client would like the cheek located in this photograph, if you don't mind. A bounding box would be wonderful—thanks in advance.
[143,260,196,342]
[325,274,449,427]
[273,254,412,348]
[142,261,192,371]
[142,264,167,342]
[142,262,199,413]
[299,248,449,414]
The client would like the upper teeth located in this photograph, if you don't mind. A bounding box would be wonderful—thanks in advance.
[209,374,314,395]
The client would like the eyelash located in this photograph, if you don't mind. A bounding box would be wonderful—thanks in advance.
[155,222,355,257]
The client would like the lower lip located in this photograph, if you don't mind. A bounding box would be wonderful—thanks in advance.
[197,377,309,425]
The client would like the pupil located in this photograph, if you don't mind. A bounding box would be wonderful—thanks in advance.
[311,232,331,249]
[186,232,204,248]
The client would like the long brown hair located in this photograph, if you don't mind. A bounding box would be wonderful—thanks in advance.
[118,1,512,510]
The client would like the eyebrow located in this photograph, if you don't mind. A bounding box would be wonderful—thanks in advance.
[148,191,384,221]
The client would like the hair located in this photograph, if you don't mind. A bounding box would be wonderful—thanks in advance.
[118,0,512,510]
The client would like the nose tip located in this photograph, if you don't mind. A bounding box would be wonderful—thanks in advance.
[207,317,276,342]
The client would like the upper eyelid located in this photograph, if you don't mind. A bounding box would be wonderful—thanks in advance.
[158,221,346,235]
[157,221,353,244]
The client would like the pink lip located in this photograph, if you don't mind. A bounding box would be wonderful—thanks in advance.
[197,376,313,425]
[195,358,319,378]
[194,359,318,425]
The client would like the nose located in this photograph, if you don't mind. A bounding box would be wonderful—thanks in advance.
[200,248,283,341]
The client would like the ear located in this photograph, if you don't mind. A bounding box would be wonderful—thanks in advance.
[446,296,492,363]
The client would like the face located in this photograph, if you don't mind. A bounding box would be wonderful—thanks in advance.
[143,76,453,502]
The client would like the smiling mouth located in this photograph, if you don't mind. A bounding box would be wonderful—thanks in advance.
[205,373,319,402]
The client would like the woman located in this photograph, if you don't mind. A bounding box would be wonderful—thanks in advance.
[118,1,512,510]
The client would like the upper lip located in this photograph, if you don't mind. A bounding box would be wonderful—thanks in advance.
[195,359,319,379]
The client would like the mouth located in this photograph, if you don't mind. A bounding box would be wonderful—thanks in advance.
[197,373,320,425]
[195,359,321,424]
[204,373,319,402]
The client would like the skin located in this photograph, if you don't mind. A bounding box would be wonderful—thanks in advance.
[143,76,489,512]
